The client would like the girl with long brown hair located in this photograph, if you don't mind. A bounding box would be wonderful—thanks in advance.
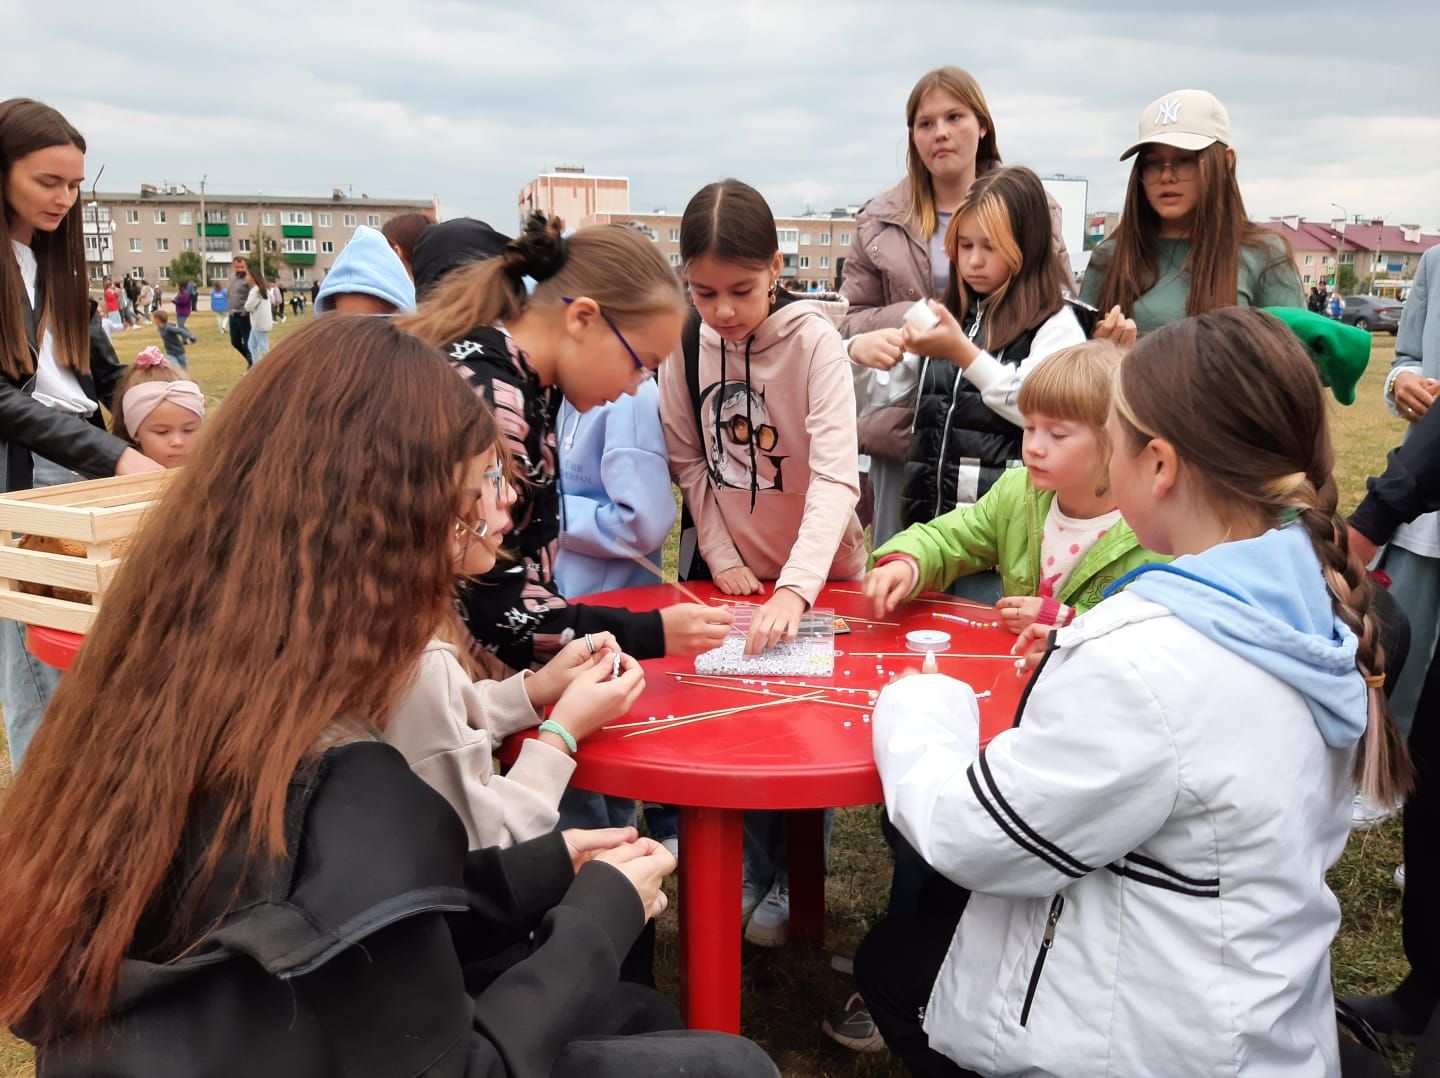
[1082,89,1303,335]
[0,97,161,770]
[0,315,774,1077]
[899,166,1089,561]
[840,67,1074,550]
[399,213,732,674]
[858,307,1410,1075]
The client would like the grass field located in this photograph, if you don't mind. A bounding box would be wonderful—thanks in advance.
[0,323,1417,1076]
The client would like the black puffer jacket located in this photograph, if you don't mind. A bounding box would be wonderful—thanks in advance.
[901,298,1093,528]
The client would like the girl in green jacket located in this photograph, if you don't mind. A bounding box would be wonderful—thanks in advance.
[866,340,1167,631]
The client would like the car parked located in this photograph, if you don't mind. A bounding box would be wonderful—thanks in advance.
[1339,295,1404,334]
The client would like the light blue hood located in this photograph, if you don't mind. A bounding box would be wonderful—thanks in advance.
[315,226,416,314]
[1108,524,1367,748]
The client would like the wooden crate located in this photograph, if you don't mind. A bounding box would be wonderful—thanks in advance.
[0,471,175,632]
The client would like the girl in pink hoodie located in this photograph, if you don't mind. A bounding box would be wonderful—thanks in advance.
[660,178,866,946]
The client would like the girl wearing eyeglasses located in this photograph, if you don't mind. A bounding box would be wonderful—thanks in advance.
[661,178,867,947]
[400,214,734,675]
[383,406,650,851]
[1081,89,1303,337]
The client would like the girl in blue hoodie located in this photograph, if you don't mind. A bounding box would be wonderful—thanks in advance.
[857,307,1413,1076]
[554,381,680,843]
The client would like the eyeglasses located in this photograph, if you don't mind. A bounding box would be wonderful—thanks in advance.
[562,297,652,384]
[454,515,488,545]
[721,413,778,451]
[482,466,508,503]
[1139,157,1199,183]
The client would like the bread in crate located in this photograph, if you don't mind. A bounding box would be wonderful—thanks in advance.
[0,471,174,633]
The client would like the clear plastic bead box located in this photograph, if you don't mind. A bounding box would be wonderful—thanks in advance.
[694,603,837,677]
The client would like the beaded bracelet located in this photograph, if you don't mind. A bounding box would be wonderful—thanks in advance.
[537,720,577,753]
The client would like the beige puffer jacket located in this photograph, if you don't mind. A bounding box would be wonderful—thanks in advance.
[840,171,1074,461]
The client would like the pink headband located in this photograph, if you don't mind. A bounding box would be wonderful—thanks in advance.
[123,381,206,439]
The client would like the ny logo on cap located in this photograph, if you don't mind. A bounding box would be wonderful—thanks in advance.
[1155,98,1182,125]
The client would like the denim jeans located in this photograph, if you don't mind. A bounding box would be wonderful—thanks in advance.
[248,328,270,364]
[229,310,251,364]
[557,787,638,831]
[742,808,834,890]
[0,453,80,771]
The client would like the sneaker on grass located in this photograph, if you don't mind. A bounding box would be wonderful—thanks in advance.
[743,878,788,947]
[822,992,886,1053]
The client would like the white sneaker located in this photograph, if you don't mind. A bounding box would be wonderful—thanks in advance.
[1395,863,1406,889]
[744,879,789,948]
[741,875,767,921]
[1351,792,1402,831]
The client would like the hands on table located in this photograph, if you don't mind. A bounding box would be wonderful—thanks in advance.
[711,567,809,656]
[529,632,646,751]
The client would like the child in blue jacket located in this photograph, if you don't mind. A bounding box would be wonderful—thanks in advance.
[555,379,680,849]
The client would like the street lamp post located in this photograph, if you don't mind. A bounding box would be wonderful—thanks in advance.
[1330,201,1348,294]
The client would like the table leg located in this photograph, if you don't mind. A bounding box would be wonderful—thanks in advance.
[787,808,826,947]
[679,805,743,1033]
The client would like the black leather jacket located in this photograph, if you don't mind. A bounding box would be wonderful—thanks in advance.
[1,313,128,491]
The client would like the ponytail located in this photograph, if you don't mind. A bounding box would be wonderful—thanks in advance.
[402,213,681,349]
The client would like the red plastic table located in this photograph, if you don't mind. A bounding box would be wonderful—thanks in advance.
[26,625,83,670]
[503,581,1029,1034]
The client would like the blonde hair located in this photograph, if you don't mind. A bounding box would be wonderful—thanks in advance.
[1018,341,1123,435]
[904,67,1001,240]
[399,214,683,348]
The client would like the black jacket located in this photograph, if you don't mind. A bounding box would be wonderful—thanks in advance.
[25,741,646,1077]
[901,298,1092,528]
[1350,402,1440,543]
[1,309,128,492]
[446,325,665,670]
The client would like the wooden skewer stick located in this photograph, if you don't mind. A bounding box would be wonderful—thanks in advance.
[670,672,875,708]
[616,542,714,607]
[704,596,898,627]
[618,691,826,737]
[608,690,819,730]
[845,650,1015,660]
[662,674,872,711]
[826,587,998,612]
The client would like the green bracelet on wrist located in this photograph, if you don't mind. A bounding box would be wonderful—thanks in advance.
[537,719,577,754]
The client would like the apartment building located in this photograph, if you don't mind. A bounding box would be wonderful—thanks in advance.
[518,166,629,227]
[584,207,859,292]
[82,184,437,288]
[1259,216,1440,291]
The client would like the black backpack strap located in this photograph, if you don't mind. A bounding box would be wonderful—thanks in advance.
[677,307,710,581]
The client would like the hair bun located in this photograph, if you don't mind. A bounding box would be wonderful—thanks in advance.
[505,213,568,282]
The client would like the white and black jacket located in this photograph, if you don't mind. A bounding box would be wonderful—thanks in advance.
[873,590,1354,1076]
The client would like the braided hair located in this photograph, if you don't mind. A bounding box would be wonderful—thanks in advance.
[1112,307,1412,806]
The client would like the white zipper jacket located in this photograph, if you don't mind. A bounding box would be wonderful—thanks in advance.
[873,588,1355,1077]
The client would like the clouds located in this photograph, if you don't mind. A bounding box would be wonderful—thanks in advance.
[10,1,1439,230]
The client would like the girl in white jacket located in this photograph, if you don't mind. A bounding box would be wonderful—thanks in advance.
[243,265,275,363]
[859,307,1412,1076]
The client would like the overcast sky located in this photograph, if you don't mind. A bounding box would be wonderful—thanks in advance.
[10,1,1440,233]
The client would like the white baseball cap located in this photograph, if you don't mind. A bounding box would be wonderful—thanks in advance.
[1120,90,1232,160]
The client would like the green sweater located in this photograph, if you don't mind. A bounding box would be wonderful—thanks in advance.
[1081,234,1303,337]
[870,467,1168,613]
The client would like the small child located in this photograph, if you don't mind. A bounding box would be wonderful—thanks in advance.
[151,310,195,371]
[866,341,1166,632]
[110,347,205,469]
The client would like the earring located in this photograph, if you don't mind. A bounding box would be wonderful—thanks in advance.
[767,279,778,302]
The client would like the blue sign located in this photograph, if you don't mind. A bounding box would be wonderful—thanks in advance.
[1388,263,1404,273]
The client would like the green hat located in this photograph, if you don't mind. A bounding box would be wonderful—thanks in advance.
[1263,306,1371,406]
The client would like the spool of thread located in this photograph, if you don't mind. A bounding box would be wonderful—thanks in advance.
[905,629,952,654]
[876,300,941,387]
